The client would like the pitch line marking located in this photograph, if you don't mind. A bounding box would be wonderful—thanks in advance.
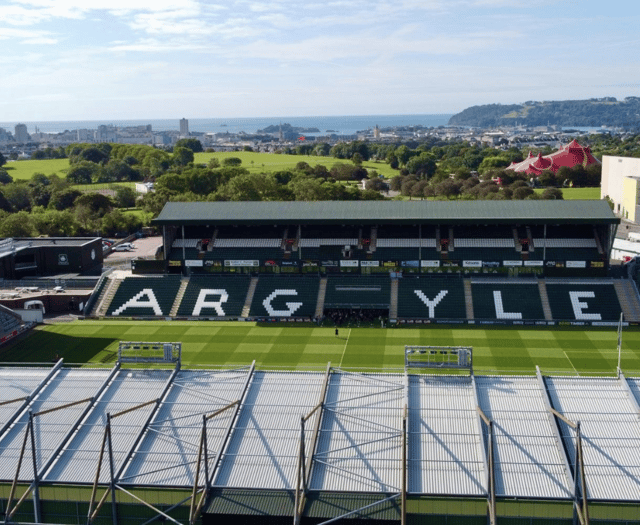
[339,328,352,368]
[563,351,579,376]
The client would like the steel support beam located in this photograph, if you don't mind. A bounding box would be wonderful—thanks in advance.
[0,359,63,440]
[470,376,494,525]
[618,371,640,417]
[115,362,181,481]
[536,368,588,525]
[294,362,331,525]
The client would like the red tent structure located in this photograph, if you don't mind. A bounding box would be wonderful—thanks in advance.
[506,140,600,176]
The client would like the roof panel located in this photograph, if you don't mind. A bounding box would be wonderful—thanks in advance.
[311,372,404,493]
[0,367,52,434]
[0,368,111,482]
[545,376,640,501]
[45,369,172,484]
[153,201,618,226]
[214,371,325,490]
[408,375,485,496]
[122,368,250,487]
[476,376,572,499]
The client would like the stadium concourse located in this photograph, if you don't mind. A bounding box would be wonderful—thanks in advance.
[86,200,640,325]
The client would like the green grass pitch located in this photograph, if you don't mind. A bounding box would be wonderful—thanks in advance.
[3,321,640,375]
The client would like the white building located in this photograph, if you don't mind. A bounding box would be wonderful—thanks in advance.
[601,155,640,222]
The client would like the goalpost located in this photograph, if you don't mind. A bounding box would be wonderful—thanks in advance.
[118,341,182,364]
[405,345,473,374]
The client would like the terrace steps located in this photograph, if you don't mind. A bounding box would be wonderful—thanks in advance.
[95,277,122,317]
[241,277,259,318]
[389,279,398,320]
[170,278,190,317]
[315,277,328,318]
[537,280,554,321]
[463,279,474,320]
[614,280,640,323]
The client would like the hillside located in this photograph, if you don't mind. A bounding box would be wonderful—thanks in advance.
[448,97,640,128]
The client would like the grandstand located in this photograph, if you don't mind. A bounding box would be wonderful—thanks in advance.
[81,199,640,325]
[1,361,639,525]
[0,304,23,344]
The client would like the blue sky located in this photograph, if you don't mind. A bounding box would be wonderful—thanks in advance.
[1,0,638,121]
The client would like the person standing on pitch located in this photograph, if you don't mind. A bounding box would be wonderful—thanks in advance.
[335,328,339,337]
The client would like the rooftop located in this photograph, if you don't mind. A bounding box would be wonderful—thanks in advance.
[153,200,618,226]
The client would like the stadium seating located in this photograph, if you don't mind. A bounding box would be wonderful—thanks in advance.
[546,282,622,321]
[471,283,544,320]
[324,276,390,309]
[397,277,466,319]
[177,275,251,317]
[249,275,320,318]
[107,276,181,317]
[451,248,520,261]
[0,305,22,336]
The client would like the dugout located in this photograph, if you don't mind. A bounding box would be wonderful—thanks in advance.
[152,201,619,278]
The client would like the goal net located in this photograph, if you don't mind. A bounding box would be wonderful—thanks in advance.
[118,341,182,364]
[405,346,472,373]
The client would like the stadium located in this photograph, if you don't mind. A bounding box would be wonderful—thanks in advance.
[1,199,640,525]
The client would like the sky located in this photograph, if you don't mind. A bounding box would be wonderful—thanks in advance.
[1,0,639,121]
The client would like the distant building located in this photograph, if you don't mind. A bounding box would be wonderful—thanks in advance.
[14,123,29,143]
[601,155,640,222]
[179,118,189,136]
[96,125,117,143]
[373,125,380,139]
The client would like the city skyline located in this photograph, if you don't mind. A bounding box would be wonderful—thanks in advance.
[1,0,638,122]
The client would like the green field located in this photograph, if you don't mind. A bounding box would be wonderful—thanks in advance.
[2,158,71,180]
[194,151,397,178]
[534,187,601,200]
[3,321,639,375]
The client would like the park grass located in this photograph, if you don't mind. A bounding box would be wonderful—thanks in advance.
[534,187,600,200]
[193,151,397,178]
[2,158,70,180]
[3,321,639,376]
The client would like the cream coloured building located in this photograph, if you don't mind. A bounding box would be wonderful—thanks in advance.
[601,155,640,222]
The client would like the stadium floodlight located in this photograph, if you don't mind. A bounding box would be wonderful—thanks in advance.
[118,341,181,365]
[405,345,472,374]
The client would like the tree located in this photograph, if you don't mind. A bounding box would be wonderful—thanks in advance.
[0,211,35,237]
[66,161,98,184]
[222,157,242,167]
[541,188,563,200]
[207,157,220,169]
[173,146,194,167]
[49,189,82,210]
[32,209,78,236]
[2,183,32,211]
[114,186,137,208]
[0,152,6,167]
[0,169,13,184]
[175,138,203,153]
[74,192,113,215]
[405,153,437,179]
[351,153,363,166]
[513,186,534,200]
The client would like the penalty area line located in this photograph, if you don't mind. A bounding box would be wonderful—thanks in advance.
[563,350,579,376]
[339,328,352,368]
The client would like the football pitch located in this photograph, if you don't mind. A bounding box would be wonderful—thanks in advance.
[3,320,640,375]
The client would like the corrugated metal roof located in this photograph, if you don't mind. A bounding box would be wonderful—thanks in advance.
[310,372,404,493]
[409,375,485,496]
[44,369,172,484]
[0,367,51,436]
[304,491,401,519]
[0,368,111,482]
[121,368,250,487]
[475,376,572,500]
[545,376,640,501]
[214,371,325,490]
[152,200,618,226]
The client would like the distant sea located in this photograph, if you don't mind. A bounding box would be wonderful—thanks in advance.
[0,114,453,136]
